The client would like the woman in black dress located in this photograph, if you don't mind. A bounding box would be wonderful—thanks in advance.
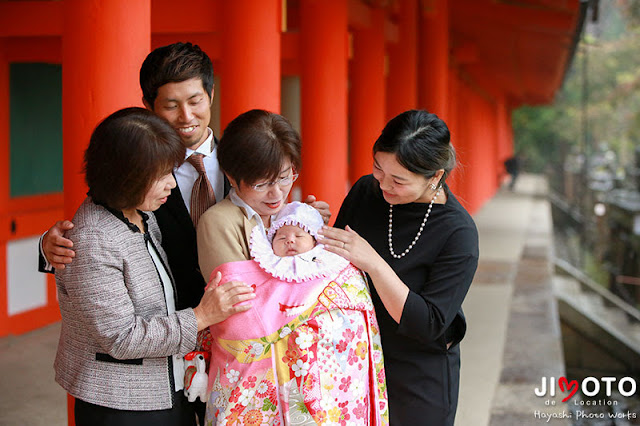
[320,110,479,425]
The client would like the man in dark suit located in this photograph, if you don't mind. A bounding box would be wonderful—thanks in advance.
[504,154,521,191]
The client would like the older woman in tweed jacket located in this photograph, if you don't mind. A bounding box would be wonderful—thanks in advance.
[54,108,254,426]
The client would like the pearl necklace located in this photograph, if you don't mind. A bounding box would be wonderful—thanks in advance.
[388,187,441,259]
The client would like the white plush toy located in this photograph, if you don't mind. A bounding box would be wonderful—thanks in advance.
[184,351,210,403]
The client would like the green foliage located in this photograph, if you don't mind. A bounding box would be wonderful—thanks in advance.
[512,0,640,173]
[512,105,570,173]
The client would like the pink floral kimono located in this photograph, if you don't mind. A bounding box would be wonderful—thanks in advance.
[204,225,388,426]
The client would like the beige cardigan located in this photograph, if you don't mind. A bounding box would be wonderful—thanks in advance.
[196,198,260,283]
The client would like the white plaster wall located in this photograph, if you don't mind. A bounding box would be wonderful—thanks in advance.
[7,236,47,315]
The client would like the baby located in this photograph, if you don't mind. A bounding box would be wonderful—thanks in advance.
[250,201,348,283]
[270,204,319,257]
[271,224,316,257]
[204,202,389,425]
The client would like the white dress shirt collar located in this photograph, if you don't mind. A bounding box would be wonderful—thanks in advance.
[229,188,273,236]
[185,128,214,158]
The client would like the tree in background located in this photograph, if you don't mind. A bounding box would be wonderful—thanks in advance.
[512,0,640,177]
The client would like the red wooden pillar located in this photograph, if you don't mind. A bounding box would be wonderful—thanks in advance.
[63,2,149,424]
[300,0,349,219]
[386,0,418,121]
[63,0,150,220]
[419,0,449,118]
[496,95,514,157]
[467,92,484,212]
[470,91,499,210]
[496,96,513,180]
[0,40,8,338]
[503,104,514,157]
[446,71,461,196]
[349,8,386,185]
[219,0,281,129]
[486,98,500,195]
[453,80,480,213]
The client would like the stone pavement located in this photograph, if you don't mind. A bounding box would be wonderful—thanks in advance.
[0,174,567,426]
[0,320,66,426]
[457,174,568,426]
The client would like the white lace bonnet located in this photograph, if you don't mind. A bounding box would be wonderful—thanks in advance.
[266,201,324,243]
[249,201,349,282]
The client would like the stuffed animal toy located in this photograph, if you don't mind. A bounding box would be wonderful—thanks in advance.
[184,351,210,403]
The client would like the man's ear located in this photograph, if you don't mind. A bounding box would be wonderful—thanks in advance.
[209,85,215,106]
[225,173,237,189]
[142,98,153,111]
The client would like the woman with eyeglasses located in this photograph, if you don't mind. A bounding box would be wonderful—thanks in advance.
[196,109,388,425]
[197,109,303,280]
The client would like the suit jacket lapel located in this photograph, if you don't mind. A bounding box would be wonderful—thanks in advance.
[163,179,194,232]
[213,136,232,198]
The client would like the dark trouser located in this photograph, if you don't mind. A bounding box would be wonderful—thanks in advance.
[508,171,519,190]
[193,399,206,425]
[75,391,197,426]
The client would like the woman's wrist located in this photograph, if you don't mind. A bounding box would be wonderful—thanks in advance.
[193,306,208,332]
[367,256,392,278]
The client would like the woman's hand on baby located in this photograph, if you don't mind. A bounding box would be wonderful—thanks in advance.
[318,225,381,273]
[304,195,331,225]
[194,272,256,331]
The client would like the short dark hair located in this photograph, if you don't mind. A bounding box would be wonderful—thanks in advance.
[218,109,301,185]
[139,42,214,107]
[85,107,185,210]
[373,109,456,185]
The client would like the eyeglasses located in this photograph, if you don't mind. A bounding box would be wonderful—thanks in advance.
[251,173,299,192]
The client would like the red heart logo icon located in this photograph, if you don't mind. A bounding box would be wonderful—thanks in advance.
[558,377,578,402]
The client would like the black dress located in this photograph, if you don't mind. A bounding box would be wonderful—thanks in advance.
[334,175,479,426]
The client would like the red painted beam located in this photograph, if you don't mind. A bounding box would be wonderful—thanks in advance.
[282,33,300,76]
[282,32,299,61]
[348,0,371,29]
[385,18,399,43]
[455,0,579,34]
[6,37,62,63]
[452,42,479,65]
[151,0,220,33]
[0,0,221,37]
[0,1,62,37]
[495,0,578,13]
[151,34,221,60]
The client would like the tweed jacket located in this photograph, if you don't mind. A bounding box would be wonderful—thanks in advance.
[54,198,198,411]
[196,197,259,282]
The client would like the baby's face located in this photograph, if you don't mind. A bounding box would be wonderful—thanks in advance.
[272,224,316,257]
